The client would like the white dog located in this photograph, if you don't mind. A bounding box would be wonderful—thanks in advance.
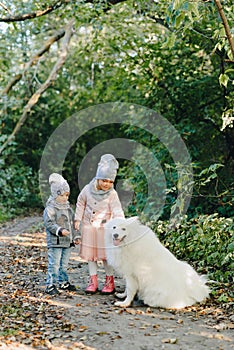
[105,217,210,309]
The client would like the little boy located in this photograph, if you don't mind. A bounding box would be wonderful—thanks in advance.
[44,173,80,295]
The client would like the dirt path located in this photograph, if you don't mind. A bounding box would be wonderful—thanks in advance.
[0,215,233,350]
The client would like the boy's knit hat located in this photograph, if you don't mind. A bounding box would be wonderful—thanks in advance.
[95,154,119,182]
[49,173,70,198]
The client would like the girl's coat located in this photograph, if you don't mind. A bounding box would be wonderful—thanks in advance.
[75,180,124,261]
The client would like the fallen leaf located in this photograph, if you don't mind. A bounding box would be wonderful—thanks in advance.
[177,319,184,324]
[162,338,178,344]
[96,331,110,336]
[78,325,88,332]
[152,324,160,329]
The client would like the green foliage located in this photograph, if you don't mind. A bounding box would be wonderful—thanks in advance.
[0,156,40,221]
[149,214,234,294]
[121,120,233,219]
[162,162,234,218]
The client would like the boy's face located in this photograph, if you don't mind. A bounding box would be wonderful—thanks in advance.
[56,192,70,204]
[97,179,113,191]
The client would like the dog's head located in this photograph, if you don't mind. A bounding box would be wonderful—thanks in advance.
[105,217,140,247]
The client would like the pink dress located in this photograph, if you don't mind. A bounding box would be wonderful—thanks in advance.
[75,180,124,261]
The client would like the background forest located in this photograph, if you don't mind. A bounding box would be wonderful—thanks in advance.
[0,1,233,292]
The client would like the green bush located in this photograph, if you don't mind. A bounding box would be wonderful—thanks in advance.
[147,214,233,297]
[0,161,40,221]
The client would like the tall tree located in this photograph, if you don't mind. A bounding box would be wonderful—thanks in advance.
[0,0,233,217]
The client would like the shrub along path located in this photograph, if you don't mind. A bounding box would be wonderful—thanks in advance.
[0,214,233,350]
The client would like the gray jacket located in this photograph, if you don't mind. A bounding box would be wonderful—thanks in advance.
[43,200,78,248]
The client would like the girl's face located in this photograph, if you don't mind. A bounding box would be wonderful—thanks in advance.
[56,192,70,204]
[97,179,113,191]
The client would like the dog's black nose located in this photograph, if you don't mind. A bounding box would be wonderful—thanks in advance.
[113,233,118,239]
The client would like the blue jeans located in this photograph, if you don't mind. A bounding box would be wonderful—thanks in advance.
[46,247,71,286]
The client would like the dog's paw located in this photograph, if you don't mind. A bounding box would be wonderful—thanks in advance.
[115,292,127,299]
[114,300,131,308]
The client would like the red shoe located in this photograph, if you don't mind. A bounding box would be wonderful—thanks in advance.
[85,275,98,294]
[101,276,115,294]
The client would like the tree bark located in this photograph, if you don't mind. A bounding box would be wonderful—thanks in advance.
[0,19,75,154]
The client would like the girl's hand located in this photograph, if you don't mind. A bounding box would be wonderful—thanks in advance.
[74,220,80,231]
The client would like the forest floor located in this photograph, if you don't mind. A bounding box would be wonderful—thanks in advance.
[0,213,233,350]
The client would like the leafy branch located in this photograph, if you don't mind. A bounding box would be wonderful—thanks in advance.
[0,0,67,22]
[0,28,65,96]
[0,0,127,22]
[214,0,234,60]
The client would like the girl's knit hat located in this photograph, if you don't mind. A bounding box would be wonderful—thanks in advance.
[49,173,70,198]
[95,154,119,182]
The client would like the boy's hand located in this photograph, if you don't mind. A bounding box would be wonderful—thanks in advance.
[61,229,70,236]
[74,237,81,245]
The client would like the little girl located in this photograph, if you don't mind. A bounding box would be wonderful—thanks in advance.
[74,154,124,294]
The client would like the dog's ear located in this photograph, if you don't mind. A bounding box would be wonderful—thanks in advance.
[127,216,139,225]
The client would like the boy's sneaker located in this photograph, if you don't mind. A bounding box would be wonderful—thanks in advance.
[59,282,77,291]
[45,285,60,295]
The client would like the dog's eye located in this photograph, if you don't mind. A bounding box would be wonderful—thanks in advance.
[122,228,126,231]
[113,226,116,229]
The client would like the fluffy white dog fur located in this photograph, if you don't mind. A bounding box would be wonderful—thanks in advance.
[105,217,210,309]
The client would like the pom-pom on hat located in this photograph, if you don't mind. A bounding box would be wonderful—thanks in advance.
[95,154,119,182]
[49,173,70,199]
